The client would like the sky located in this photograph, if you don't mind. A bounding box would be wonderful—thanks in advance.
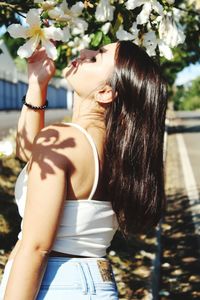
[175,63,200,86]
[0,25,6,36]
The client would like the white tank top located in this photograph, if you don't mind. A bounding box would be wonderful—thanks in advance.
[15,122,118,257]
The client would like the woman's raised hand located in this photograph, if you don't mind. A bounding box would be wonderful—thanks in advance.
[27,47,56,88]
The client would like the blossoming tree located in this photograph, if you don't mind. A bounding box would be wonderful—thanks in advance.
[1,0,200,79]
[0,0,200,84]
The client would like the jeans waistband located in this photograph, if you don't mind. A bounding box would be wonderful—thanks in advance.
[40,257,116,294]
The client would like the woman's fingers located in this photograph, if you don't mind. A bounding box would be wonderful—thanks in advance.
[27,47,47,63]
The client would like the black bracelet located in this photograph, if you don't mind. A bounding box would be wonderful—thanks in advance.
[22,95,48,110]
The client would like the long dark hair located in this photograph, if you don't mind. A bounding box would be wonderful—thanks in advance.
[104,41,167,236]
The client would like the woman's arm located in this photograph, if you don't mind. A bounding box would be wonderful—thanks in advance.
[16,48,55,162]
[4,126,69,300]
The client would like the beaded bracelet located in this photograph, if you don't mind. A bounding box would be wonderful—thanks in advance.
[22,95,48,110]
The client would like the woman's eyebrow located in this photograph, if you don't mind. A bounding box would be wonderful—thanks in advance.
[99,47,106,60]
[99,47,106,54]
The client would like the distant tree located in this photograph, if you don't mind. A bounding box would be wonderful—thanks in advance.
[162,1,200,87]
[0,1,34,26]
[173,76,200,110]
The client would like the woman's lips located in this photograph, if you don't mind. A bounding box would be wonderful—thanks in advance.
[71,60,78,67]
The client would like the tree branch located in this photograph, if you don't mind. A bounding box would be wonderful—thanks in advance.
[174,5,200,16]
[0,1,34,19]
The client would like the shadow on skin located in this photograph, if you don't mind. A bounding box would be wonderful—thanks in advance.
[17,123,77,180]
[64,47,108,78]
[29,125,76,179]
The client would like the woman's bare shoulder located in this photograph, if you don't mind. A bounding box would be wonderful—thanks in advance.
[33,122,92,163]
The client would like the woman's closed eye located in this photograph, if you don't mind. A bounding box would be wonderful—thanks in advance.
[90,56,97,62]
[90,49,105,62]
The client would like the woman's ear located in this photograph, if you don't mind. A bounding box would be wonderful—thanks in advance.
[94,85,115,104]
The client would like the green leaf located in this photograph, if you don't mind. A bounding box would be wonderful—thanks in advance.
[91,31,103,47]
[42,11,49,20]
[102,35,112,45]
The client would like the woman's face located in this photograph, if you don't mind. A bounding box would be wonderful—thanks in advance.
[63,43,117,99]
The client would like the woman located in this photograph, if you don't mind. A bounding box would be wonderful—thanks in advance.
[0,41,167,299]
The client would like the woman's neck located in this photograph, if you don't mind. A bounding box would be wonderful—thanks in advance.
[71,93,106,132]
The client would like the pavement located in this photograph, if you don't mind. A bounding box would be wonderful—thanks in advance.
[0,109,72,139]
[158,110,200,299]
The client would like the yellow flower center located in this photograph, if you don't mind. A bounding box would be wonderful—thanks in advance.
[27,26,44,38]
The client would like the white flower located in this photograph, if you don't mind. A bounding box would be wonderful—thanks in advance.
[0,140,13,156]
[7,9,64,60]
[158,41,173,60]
[159,16,185,48]
[95,0,115,22]
[68,34,91,55]
[48,1,88,35]
[125,0,146,10]
[136,2,152,24]
[62,26,71,42]
[71,19,88,35]
[48,7,63,19]
[49,1,84,22]
[143,30,174,59]
[165,0,175,4]
[34,0,57,10]
[172,7,184,23]
[101,22,111,35]
[116,25,136,41]
[129,22,139,36]
[152,0,164,16]
[126,0,164,24]
[143,31,158,56]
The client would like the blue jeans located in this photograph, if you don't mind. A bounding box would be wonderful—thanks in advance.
[0,257,119,300]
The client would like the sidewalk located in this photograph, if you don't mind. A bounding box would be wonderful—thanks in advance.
[159,116,200,299]
[0,109,72,139]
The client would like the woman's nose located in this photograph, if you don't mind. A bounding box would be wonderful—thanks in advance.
[79,49,98,60]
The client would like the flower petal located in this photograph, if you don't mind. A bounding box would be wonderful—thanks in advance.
[152,0,164,15]
[42,38,58,60]
[101,22,111,35]
[48,7,63,19]
[143,31,157,47]
[26,9,41,27]
[7,24,28,39]
[158,42,173,59]
[17,35,40,58]
[71,1,84,16]
[71,18,88,35]
[60,0,69,13]
[136,2,152,25]
[62,27,71,42]
[43,27,63,41]
[95,0,115,22]
[125,0,146,10]
[129,22,139,37]
[116,26,135,41]
[34,0,56,9]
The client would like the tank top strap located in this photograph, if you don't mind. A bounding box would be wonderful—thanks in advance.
[62,122,99,200]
